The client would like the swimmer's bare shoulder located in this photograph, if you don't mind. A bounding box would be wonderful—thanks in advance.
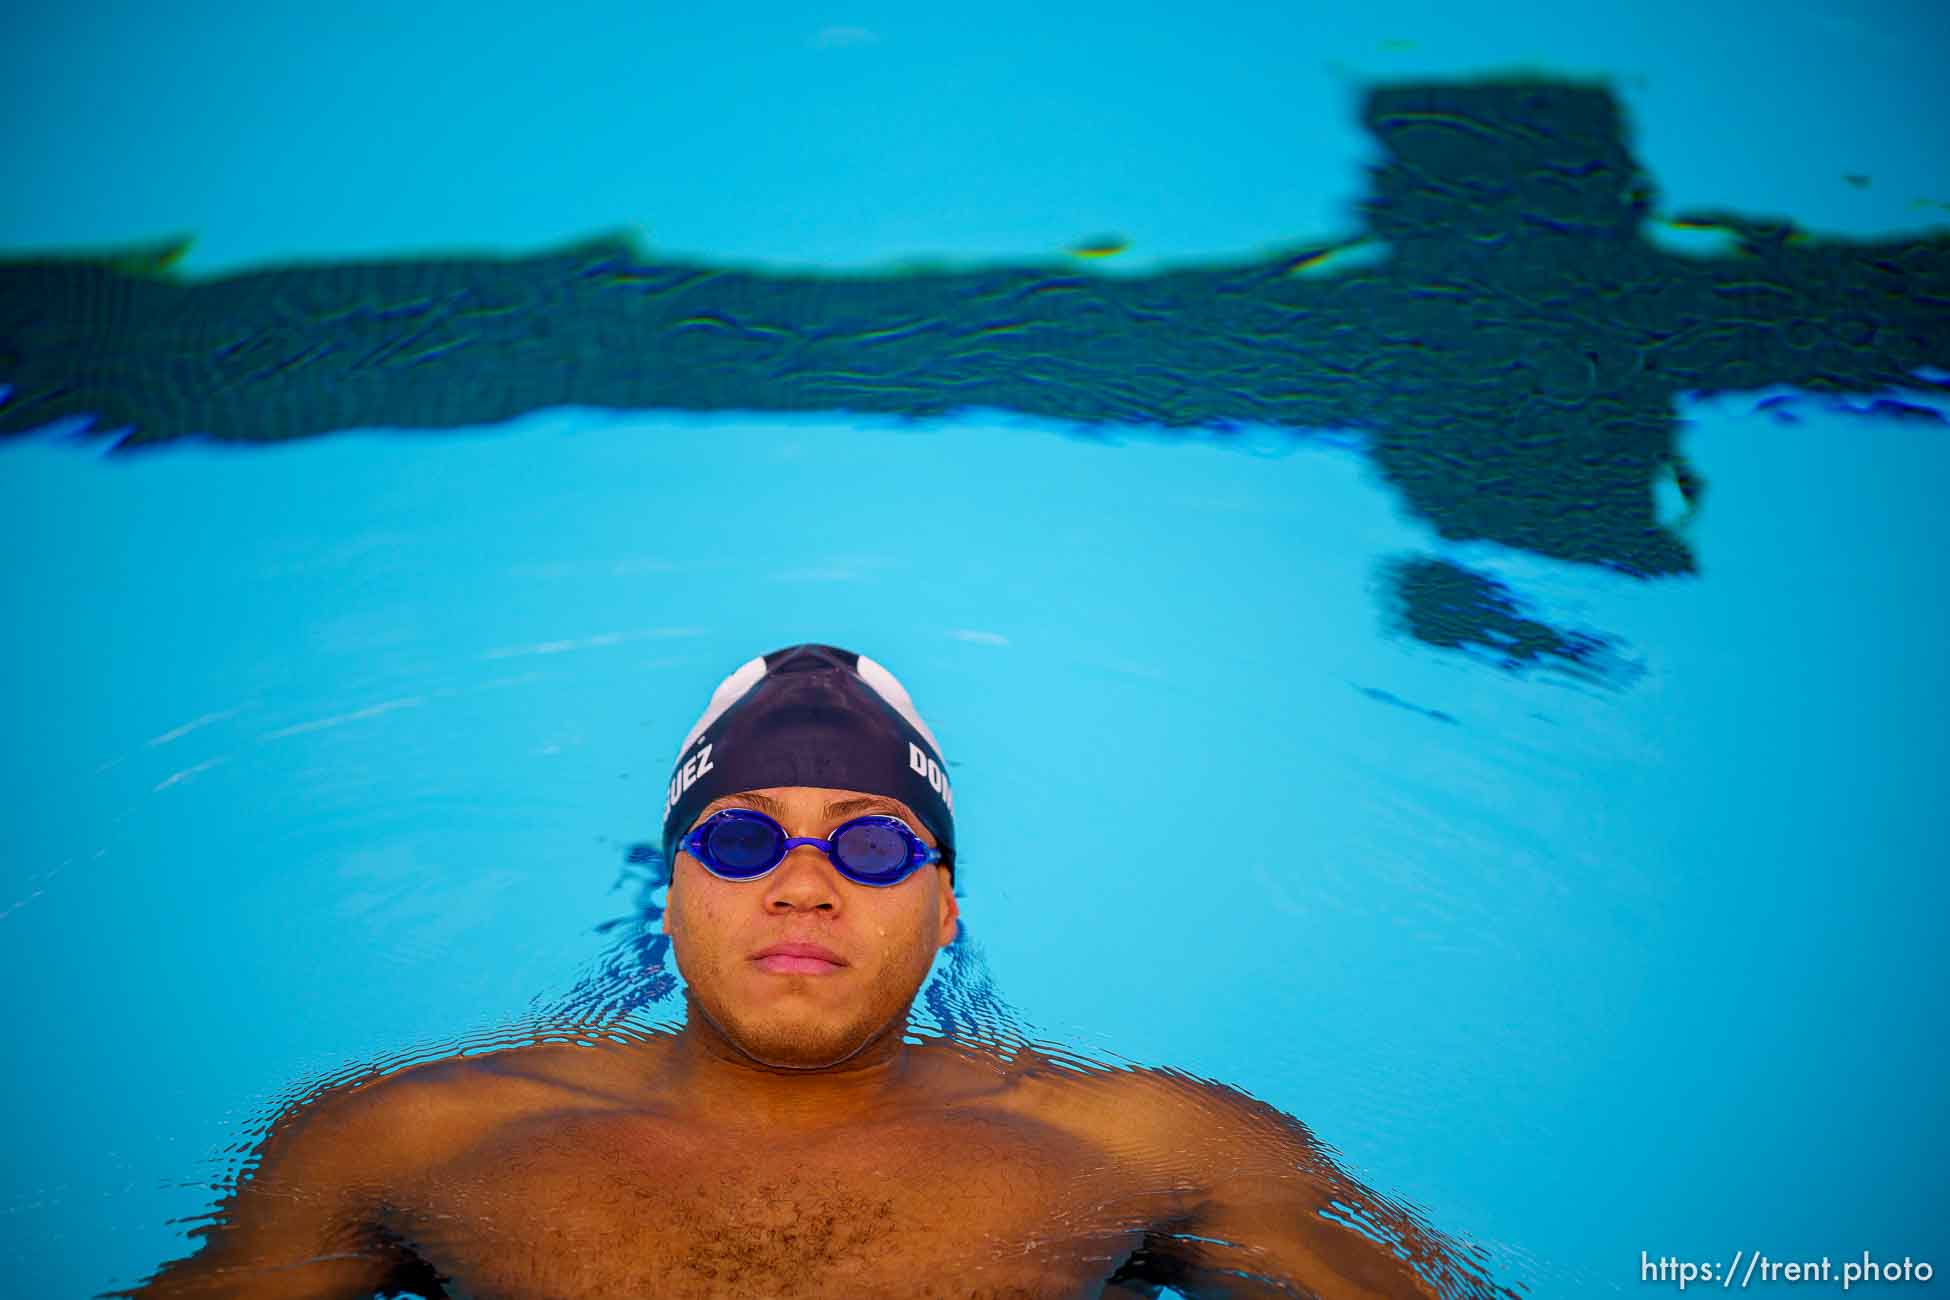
[121,1036,977,1297]
[1003,1050,1514,1299]
[105,1041,602,1299]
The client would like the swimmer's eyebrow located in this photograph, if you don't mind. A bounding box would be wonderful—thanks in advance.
[708,791,910,820]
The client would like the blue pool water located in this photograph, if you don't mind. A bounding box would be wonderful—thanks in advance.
[4,2,1947,1296]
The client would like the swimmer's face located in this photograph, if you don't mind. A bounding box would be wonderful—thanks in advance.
[665,785,958,1070]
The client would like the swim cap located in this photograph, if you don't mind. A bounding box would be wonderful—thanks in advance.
[661,644,956,876]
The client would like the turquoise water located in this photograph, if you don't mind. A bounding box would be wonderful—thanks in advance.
[4,2,1947,1297]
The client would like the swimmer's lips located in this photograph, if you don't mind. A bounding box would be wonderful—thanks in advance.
[751,941,848,975]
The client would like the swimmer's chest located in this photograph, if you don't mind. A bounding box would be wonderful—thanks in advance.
[388,1107,1157,1300]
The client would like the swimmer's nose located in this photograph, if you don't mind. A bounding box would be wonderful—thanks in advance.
[764,849,842,912]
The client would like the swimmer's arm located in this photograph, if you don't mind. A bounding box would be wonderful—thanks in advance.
[1133,1079,1517,1300]
[103,1080,443,1300]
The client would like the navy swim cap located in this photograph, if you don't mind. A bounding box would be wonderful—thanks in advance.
[661,644,956,876]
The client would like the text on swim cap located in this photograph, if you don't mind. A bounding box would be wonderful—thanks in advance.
[663,742,715,819]
[909,742,954,813]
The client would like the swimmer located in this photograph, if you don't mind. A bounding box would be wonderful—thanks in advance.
[118,644,1517,1299]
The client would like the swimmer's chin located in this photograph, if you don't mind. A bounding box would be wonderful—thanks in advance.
[728,1027,884,1073]
[691,995,889,1073]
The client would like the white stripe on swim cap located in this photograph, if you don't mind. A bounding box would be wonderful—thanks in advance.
[855,653,945,756]
[676,653,767,758]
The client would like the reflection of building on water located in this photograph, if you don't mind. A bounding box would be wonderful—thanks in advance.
[3,77,1941,683]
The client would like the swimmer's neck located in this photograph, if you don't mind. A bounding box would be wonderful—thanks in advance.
[653,1003,925,1130]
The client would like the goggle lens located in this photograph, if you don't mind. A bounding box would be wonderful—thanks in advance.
[832,821,908,873]
[704,817,783,873]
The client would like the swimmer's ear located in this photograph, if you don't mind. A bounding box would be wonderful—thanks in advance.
[934,867,959,947]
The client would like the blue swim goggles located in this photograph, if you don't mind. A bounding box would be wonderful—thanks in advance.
[681,807,942,887]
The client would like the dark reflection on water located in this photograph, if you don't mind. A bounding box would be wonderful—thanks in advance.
[9,78,1945,686]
